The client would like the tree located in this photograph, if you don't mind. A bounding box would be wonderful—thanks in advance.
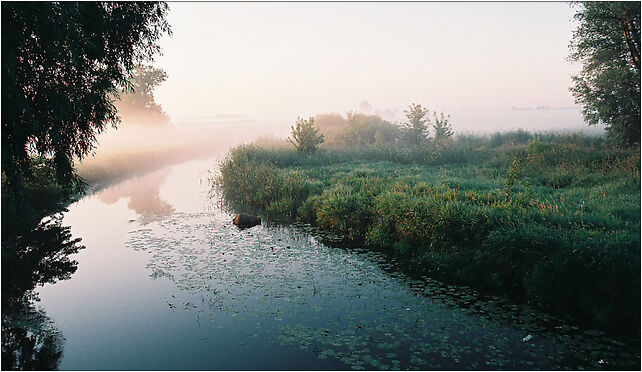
[289,117,325,154]
[117,65,170,124]
[402,103,430,145]
[569,2,640,147]
[433,112,453,146]
[1,2,172,194]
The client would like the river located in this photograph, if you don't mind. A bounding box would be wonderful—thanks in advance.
[2,153,639,370]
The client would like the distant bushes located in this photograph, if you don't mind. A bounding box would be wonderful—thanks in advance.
[315,104,453,148]
[316,112,400,147]
[217,131,640,337]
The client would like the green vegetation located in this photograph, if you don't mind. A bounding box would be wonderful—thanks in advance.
[315,112,400,147]
[432,112,453,146]
[401,103,431,145]
[1,2,170,240]
[288,117,325,154]
[315,104,452,149]
[217,131,640,337]
[570,2,640,147]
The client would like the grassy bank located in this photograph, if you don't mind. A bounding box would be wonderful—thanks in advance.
[216,131,640,337]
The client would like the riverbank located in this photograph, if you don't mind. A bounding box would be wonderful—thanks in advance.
[216,131,640,338]
[1,122,260,242]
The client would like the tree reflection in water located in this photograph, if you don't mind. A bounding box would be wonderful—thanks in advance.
[1,215,84,370]
[97,168,174,224]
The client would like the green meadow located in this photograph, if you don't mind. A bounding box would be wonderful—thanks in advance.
[217,131,641,337]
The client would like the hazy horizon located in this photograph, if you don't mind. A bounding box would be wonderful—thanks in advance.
[153,2,587,132]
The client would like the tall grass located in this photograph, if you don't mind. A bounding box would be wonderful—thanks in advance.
[216,131,640,337]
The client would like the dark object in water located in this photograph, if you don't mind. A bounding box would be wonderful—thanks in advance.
[232,214,261,228]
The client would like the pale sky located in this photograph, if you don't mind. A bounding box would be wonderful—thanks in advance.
[153,2,581,125]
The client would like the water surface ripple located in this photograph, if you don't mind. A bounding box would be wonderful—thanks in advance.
[29,156,639,370]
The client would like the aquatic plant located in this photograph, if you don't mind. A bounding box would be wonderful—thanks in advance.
[216,131,641,337]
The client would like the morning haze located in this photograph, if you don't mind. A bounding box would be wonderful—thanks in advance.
[154,2,583,131]
[2,2,639,371]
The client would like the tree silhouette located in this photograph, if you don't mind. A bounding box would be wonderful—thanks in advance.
[1,2,172,195]
[432,112,453,146]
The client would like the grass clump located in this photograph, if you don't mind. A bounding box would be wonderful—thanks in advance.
[216,131,640,337]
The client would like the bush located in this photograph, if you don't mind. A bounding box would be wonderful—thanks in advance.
[289,117,324,154]
[316,112,401,147]
[216,131,640,337]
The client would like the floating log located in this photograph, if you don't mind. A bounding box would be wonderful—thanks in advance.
[232,214,261,228]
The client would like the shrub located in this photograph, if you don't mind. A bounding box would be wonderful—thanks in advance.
[216,131,640,337]
[289,117,324,154]
[432,112,453,146]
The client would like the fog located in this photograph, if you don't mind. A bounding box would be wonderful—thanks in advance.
[153,2,583,126]
[76,2,602,187]
[75,115,290,188]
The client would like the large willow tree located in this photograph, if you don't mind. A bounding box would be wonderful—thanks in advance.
[1,2,172,193]
[570,2,640,147]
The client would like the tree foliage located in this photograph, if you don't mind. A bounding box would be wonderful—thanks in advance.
[117,64,170,124]
[402,103,430,145]
[569,2,640,147]
[289,117,325,154]
[1,2,172,193]
[433,112,453,146]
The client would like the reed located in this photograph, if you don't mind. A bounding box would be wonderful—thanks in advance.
[217,131,640,337]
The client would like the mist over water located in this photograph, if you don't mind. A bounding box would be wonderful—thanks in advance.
[448,107,599,134]
[29,143,637,370]
[71,106,597,192]
[3,2,638,370]
[74,116,291,189]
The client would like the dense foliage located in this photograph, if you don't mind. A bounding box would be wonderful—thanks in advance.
[2,216,84,370]
[217,132,641,337]
[1,2,171,239]
[1,2,171,195]
[570,2,641,146]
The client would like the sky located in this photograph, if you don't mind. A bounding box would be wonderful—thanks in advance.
[153,2,583,127]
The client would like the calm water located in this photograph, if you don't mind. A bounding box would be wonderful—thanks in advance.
[2,154,639,370]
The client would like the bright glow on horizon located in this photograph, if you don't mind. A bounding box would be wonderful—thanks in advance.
[153,2,581,125]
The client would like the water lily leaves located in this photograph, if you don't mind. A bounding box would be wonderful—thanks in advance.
[124,210,639,370]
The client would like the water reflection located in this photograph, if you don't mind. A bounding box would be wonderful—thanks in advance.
[1,216,84,370]
[2,307,63,370]
[97,168,174,223]
[19,156,638,370]
[127,208,641,370]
